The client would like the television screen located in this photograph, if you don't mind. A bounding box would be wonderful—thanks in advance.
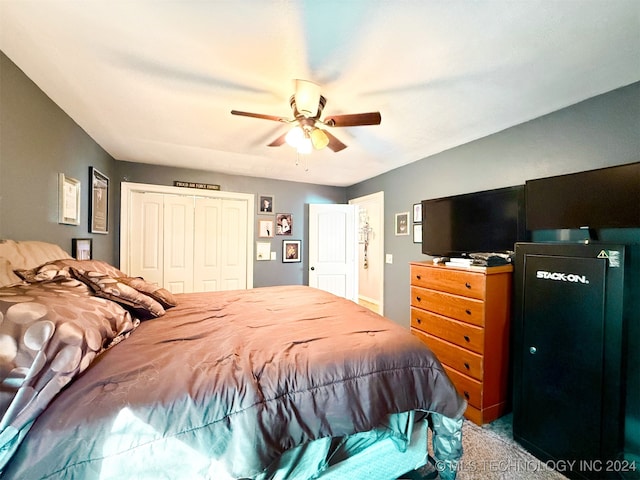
[525,162,640,230]
[421,185,527,257]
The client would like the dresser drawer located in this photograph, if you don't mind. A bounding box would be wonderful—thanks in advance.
[411,329,483,381]
[411,264,486,299]
[411,308,484,354]
[443,365,483,410]
[411,286,485,326]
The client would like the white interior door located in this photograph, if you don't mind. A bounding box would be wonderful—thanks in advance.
[219,198,248,290]
[163,195,194,294]
[193,197,221,292]
[308,204,358,302]
[129,191,164,287]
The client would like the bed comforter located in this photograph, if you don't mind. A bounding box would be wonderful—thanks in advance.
[2,283,465,479]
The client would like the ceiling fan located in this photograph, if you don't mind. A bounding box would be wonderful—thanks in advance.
[231,80,381,153]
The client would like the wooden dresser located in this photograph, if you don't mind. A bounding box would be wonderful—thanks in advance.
[409,261,513,425]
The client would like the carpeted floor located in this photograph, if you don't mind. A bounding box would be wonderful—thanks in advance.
[455,414,569,480]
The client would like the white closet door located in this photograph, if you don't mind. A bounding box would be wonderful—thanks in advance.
[163,195,195,294]
[129,191,164,286]
[193,197,221,292]
[220,198,248,290]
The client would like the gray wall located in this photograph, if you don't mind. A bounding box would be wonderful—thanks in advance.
[347,82,640,326]
[1,51,345,282]
[0,51,118,262]
[115,161,345,286]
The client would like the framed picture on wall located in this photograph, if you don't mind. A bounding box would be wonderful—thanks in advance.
[89,167,109,234]
[258,194,274,214]
[58,173,81,225]
[258,219,274,238]
[413,202,422,223]
[413,224,422,243]
[72,238,93,260]
[395,212,410,236]
[276,213,293,235]
[282,240,301,263]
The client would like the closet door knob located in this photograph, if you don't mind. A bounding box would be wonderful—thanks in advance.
[529,346,537,355]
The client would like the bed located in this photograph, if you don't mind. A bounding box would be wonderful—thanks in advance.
[0,240,466,480]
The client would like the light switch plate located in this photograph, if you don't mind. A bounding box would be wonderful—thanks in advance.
[270,251,276,260]
[385,254,393,264]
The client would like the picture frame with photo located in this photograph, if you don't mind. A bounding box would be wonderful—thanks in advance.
[282,240,301,263]
[395,212,410,236]
[258,219,274,238]
[58,173,81,225]
[258,194,274,215]
[276,213,293,235]
[413,202,422,223]
[72,238,92,260]
[90,167,109,234]
[413,223,423,244]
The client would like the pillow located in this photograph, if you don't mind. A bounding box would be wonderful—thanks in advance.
[14,259,124,284]
[0,280,137,469]
[14,262,72,283]
[116,276,177,309]
[71,269,165,320]
[0,258,23,287]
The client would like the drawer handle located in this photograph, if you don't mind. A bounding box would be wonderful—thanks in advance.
[416,318,422,324]
[463,391,470,399]
[464,335,470,342]
[465,282,471,289]
[464,362,470,370]
[465,309,471,315]
[416,296,422,302]
[416,274,421,280]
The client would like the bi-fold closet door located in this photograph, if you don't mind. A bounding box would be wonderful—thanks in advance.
[122,183,252,294]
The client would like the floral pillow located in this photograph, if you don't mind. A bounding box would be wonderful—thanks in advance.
[71,269,165,320]
[116,276,177,309]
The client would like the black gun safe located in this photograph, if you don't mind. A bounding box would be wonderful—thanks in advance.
[513,242,637,480]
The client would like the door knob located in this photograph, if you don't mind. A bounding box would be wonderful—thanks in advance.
[310,267,315,271]
[529,346,537,354]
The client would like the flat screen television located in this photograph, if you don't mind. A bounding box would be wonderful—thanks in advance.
[525,162,640,230]
[421,185,528,257]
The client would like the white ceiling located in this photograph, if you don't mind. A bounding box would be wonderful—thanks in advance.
[1,1,639,187]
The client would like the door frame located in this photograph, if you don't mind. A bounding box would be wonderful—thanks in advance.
[120,182,254,287]
[349,191,385,315]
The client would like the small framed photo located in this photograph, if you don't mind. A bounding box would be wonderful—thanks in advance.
[395,212,410,236]
[58,173,81,225]
[72,238,92,260]
[90,167,109,234]
[413,203,422,223]
[256,241,271,261]
[258,219,274,238]
[258,194,274,215]
[413,224,423,244]
[282,240,301,263]
[276,213,293,235]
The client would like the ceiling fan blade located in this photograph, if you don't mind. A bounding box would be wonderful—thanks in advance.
[267,132,288,147]
[231,110,288,122]
[324,112,382,127]
[323,130,348,152]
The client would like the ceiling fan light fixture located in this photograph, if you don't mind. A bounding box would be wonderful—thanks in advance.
[285,126,304,148]
[294,79,321,117]
[310,128,329,150]
[297,136,313,155]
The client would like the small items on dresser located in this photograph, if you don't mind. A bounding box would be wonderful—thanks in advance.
[409,261,513,425]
